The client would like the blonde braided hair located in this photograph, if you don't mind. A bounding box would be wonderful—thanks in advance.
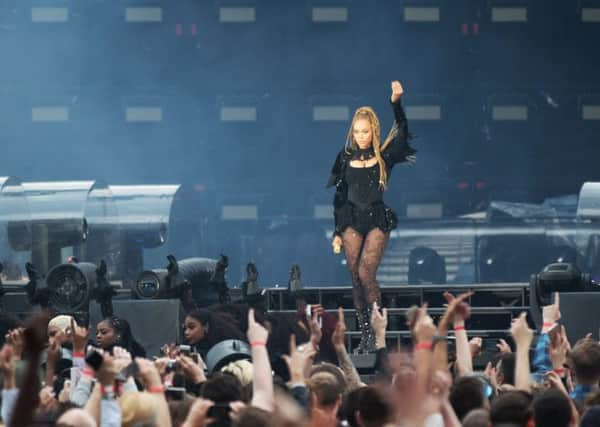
[344,106,398,189]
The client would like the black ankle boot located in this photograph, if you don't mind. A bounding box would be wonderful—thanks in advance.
[355,307,375,354]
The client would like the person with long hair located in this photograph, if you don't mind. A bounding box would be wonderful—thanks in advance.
[327,81,416,353]
[95,316,146,358]
[183,309,246,358]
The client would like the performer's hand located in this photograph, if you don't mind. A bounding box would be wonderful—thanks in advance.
[332,235,343,254]
[391,81,404,103]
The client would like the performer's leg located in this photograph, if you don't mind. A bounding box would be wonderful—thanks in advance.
[358,227,389,307]
[355,227,389,352]
[341,227,366,310]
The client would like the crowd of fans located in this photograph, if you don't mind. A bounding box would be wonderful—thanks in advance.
[0,290,598,427]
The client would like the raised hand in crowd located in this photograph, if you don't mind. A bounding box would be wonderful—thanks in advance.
[331,307,363,390]
[393,304,462,426]
[496,338,512,354]
[484,361,499,392]
[136,356,163,389]
[136,356,173,427]
[47,336,62,366]
[10,311,50,427]
[0,344,17,389]
[71,317,89,355]
[96,352,119,386]
[439,291,473,375]
[161,342,180,359]
[543,292,561,332]
[511,312,533,348]
[112,345,133,372]
[308,305,323,350]
[83,352,120,427]
[247,308,274,411]
[178,353,207,385]
[247,308,268,345]
[282,334,316,384]
[414,304,436,345]
[469,337,483,359]
[45,335,63,386]
[5,327,25,359]
[549,325,570,371]
[331,307,346,353]
[510,312,534,392]
[442,291,473,326]
[413,304,437,393]
[371,302,388,350]
[154,356,171,378]
[38,385,59,413]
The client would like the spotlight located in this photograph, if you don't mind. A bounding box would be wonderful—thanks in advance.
[408,247,446,284]
[287,264,308,312]
[135,269,168,299]
[529,263,596,329]
[288,264,302,293]
[135,254,230,310]
[241,262,260,299]
[45,260,111,313]
[241,262,267,311]
[209,255,230,304]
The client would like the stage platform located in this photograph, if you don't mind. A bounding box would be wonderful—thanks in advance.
[0,281,530,361]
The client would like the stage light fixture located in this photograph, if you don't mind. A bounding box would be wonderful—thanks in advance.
[44,260,112,313]
[529,262,597,329]
[408,246,446,284]
[135,254,230,310]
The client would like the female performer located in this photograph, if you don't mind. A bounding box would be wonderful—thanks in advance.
[327,81,416,353]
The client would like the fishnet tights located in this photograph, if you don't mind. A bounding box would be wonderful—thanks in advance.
[341,227,389,310]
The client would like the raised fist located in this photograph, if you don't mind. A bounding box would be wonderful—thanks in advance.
[391,81,404,103]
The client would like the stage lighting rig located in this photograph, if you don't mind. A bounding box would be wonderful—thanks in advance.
[135,254,230,310]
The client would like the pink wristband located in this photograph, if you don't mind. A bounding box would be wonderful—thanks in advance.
[148,385,165,393]
[415,342,433,351]
[82,368,95,378]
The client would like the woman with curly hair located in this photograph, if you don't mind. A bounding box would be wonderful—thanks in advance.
[95,316,146,358]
